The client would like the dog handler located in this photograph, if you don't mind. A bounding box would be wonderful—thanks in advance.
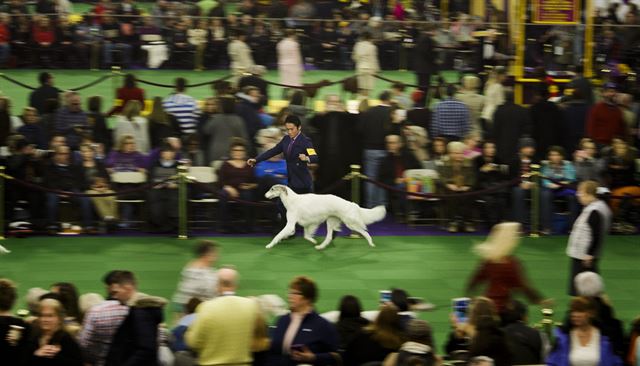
[248,115,318,194]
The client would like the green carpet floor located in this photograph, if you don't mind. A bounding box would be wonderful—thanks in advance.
[1,234,638,350]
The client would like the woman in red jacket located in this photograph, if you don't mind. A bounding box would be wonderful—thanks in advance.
[108,73,146,116]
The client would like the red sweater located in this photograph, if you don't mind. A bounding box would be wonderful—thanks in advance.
[0,24,9,44]
[586,102,627,145]
[108,87,146,115]
[33,26,55,44]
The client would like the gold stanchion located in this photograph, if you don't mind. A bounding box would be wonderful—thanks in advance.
[349,164,361,239]
[177,164,188,240]
[0,166,5,240]
[530,164,541,238]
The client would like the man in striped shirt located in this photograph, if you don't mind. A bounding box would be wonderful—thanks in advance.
[432,84,471,141]
[163,77,200,137]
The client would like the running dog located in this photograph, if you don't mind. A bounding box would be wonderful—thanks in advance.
[264,185,386,250]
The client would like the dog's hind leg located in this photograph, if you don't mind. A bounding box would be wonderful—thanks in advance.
[0,245,9,254]
[344,222,375,247]
[266,222,296,249]
[315,217,341,250]
[304,224,319,244]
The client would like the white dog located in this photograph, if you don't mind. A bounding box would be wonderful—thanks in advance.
[264,185,386,250]
[0,244,9,254]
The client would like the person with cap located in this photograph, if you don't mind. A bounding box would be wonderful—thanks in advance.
[509,137,538,228]
[586,83,628,149]
[566,180,612,295]
[248,114,318,194]
[466,222,546,316]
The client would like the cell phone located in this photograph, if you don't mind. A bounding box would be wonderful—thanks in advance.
[291,344,305,352]
[452,297,471,323]
[379,290,392,304]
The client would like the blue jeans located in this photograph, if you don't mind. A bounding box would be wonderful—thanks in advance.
[46,192,93,228]
[0,44,10,66]
[511,186,530,225]
[541,188,578,232]
[363,149,388,208]
[103,43,132,67]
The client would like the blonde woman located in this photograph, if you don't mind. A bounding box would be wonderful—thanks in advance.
[147,96,178,149]
[481,66,507,127]
[113,100,150,153]
[26,299,83,366]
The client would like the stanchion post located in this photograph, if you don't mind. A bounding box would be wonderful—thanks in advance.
[177,164,188,240]
[0,166,5,240]
[349,164,361,239]
[530,164,541,238]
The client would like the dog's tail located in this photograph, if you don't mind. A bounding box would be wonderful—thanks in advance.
[360,205,387,225]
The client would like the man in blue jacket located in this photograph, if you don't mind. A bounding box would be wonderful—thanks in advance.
[248,115,318,194]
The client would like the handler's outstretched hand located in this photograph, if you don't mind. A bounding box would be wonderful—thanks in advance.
[247,158,256,167]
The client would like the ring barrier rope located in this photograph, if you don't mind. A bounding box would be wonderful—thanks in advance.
[134,74,234,88]
[3,173,175,197]
[361,176,522,199]
[0,73,114,91]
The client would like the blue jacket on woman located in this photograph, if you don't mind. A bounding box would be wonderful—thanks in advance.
[546,327,622,366]
[268,311,340,365]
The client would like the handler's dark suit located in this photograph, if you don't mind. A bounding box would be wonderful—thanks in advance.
[255,132,318,193]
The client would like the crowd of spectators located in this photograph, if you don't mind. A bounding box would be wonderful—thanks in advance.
[1,62,640,235]
[0,239,637,366]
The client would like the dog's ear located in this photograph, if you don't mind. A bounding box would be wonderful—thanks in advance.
[277,185,288,196]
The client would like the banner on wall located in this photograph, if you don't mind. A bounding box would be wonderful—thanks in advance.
[532,0,580,24]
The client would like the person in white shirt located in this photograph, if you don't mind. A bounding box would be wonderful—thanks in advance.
[277,29,304,96]
[228,30,255,86]
[352,32,380,98]
[172,241,218,318]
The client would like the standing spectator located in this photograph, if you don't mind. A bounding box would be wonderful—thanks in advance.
[456,75,485,136]
[172,241,218,316]
[432,84,471,141]
[202,96,248,163]
[509,137,538,227]
[568,64,594,105]
[473,140,509,228]
[188,18,208,71]
[344,304,404,365]
[335,295,370,352]
[25,299,83,366]
[79,271,129,366]
[269,276,340,366]
[228,30,255,86]
[238,65,269,106]
[384,319,438,366]
[54,92,88,150]
[277,29,304,94]
[352,32,380,98]
[235,86,264,149]
[147,97,178,149]
[439,141,476,232]
[29,72,61,115]
[481,66,507,130]
[163,77,200,137]
[566,180,613,295]
[413,27,436,106]
[105,271,167,366]
[186,267,268,366]
[586,83,628,148]
[113,100,150,153]
[359,91,393,208]
[562,89,590,155]
[108,74,145,116]
[147,145,179,233]
[531,87,565,160]
[378,134,421,217]
[0,278,31,366]
[87,96,112,153]
[492,89,532,163]
[502,300,547,365]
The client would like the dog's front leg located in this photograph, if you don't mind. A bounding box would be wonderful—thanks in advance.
[266,222,296,249]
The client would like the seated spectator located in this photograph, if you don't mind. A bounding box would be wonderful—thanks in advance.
[171,240,218,317]
[509,137,539,228]
[80,144,117,224]
[17,107,47,149]
[147,145,179,233]
[49,282,81,327]
[540,146,578,234]
[183,134,206,166]
[167,17,194,68]
[603,138,640,216]
[108,74,145,116]
[105,135,146,173]
[474,140,509,228]
[101,14,133,68]
[335,295,370,352]
[446,296,498,355]
[188,18,208,70]
[424,136,448,169]
[383,319,438,366]
[574,138,602,183]
[113,100,150,153]
[138,15,169,69]
[439,141,476,233]
[170,297,202,353]
[26,298,83,366]
[217,140,257,233]
[87,96,112,154]
[44,145,93,232]
[469,315,511,366]
[379,134,421,218]
[403,125,430,165]
[463,133,482,159]
[344,304,404,365]
[54,92,88,150]
[255,142,288,190]
[148,96,179,149]
[0,278,31,366]
[202,96,248,163]
[502,300,547,365]
[31,16,56,68]
[0,13,9,68]
[547,297,622,366]
[206,18,227,69]
[269,276,340,365]
[6,139,44,223]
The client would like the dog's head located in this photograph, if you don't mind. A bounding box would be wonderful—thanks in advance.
[265,184,289,199]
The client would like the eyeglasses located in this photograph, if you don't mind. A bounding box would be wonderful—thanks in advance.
[288,290,303,296]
